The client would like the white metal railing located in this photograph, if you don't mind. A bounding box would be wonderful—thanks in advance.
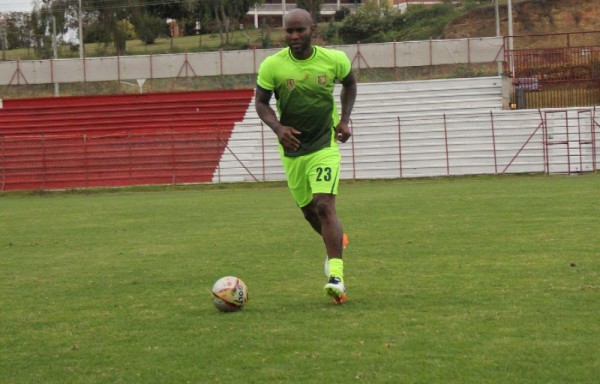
[214,78,599,182]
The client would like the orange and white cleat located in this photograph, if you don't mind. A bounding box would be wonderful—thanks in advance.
[324,276,346,304]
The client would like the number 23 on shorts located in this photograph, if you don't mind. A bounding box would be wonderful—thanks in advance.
[316,167,332,182]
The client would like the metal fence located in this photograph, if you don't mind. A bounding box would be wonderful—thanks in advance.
[506,31,600,109]
[2,77,599,192]
[214,108,599,185]
[3,107,598,192]
[0,130,231,191]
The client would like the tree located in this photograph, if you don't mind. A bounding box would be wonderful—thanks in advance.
[30,3,53,57]
[39,0,74,37]
[133,13,165,45]
[339,2,393,43]
[1,12,33,50]
[145,0,195,19]
[193,0,262,47]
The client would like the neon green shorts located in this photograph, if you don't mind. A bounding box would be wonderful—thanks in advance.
[281,144,341,208]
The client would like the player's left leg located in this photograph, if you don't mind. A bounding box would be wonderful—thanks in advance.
[284,144,348,303]
[303,146,348,303]
[313,194,346,303]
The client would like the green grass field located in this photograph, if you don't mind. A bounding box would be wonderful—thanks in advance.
[1,175,599,383]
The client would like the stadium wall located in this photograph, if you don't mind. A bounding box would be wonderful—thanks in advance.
[0,37,503,86]
[0,89,255,191]
[1,77,598,192]
[216,77,599,183]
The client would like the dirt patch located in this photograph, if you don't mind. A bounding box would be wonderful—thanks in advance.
[443,0,600,40]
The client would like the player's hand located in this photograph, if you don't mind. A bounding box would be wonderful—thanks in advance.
[335,121,352,143]
[276,126,302,152]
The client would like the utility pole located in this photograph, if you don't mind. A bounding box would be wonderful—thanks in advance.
[79,0,84,59]
[0,15,6,61]
[282,0,286,28]
[43,0,60,96]
[52,1,59,96]
[494,0,501,76]
[507,0,514,77]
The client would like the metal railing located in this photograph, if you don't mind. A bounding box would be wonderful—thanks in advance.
[506,31,600,109]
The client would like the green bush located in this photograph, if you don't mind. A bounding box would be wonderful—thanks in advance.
[339,3,395,43]
[134,14,166,45]
[339,2,461,44]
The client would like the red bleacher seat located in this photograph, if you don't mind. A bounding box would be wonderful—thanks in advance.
[0,90,255,191]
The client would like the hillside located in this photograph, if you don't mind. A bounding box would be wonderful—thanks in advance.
[442,0,600,40]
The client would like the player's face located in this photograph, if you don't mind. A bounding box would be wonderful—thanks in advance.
[285,17,314,59]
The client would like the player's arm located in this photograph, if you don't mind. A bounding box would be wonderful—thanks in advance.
[336,70,357,143]
[255,86,301,152]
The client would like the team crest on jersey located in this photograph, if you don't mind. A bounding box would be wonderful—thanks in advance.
[286,79,296,90]
[317,75,328,87]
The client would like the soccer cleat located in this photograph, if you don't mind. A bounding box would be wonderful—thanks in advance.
[324,276,346,304]
[324,234,349,276]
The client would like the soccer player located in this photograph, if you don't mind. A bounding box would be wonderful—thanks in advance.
[254,8,357,304]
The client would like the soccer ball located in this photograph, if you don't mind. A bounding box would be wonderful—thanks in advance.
[211,276,249,312]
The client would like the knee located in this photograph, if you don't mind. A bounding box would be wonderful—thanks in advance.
[302,208,315,222]
[315,197,336,219]
[301,204,318,222]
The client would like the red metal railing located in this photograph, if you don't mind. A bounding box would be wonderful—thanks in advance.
[505,31,600,109]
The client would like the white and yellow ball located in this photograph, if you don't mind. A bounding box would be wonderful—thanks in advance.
[211,276,249,312]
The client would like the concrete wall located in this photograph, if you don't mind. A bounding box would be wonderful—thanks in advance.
[0,37,503,86]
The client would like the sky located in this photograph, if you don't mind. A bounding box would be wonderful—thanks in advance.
[0,0,35,13]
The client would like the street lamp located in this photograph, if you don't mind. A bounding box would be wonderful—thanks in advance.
[42,0,59,95]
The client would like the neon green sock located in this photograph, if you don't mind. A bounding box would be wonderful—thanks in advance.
[328,258,344,281]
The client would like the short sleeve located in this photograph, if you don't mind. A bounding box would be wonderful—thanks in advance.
[336,50,352,81]
[257,57,275,91]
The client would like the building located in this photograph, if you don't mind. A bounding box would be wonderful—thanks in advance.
[246,1,449,28]
[246,1,361,28]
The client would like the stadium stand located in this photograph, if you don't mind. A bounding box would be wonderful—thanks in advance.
[0,90,254,191]
[218,77,506,182]
[218,76,598,181]
[2,77,597,191]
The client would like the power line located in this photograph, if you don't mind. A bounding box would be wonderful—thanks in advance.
[2,0,193,13]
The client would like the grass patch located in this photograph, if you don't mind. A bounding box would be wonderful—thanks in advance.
[3,26,285,61]
[1,174,599,383]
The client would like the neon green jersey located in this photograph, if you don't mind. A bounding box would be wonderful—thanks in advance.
[257,46,351,157]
